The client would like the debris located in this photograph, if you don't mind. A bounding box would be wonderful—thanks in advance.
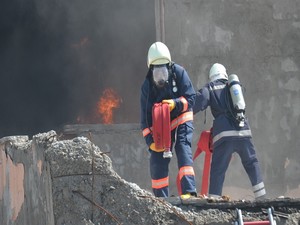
[44,132,300,225]
[9,130,300,225]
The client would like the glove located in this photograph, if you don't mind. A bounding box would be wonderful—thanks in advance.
[149,143,164,152]
[162,99,175,111]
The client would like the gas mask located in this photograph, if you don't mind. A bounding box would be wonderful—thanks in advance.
[152,65,169,88]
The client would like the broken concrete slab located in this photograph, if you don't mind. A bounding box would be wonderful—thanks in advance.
[0,133,54,225]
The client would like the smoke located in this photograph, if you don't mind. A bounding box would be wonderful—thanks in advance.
[0,0,155,137]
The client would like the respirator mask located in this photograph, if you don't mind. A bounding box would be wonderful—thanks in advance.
[152,65,168,88]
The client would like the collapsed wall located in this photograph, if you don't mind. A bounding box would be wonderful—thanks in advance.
[1,130,300,225]
[0,133,54,225]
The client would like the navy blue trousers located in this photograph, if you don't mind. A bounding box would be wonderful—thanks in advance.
[209,138,263,196]
[150,122,196,197]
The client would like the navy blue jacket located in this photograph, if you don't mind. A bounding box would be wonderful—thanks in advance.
[193,79,252,147]
[140,63,196,146]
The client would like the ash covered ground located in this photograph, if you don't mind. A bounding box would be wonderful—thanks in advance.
[42,131,300,225]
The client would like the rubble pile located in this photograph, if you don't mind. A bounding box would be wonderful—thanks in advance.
[42,131,300,225]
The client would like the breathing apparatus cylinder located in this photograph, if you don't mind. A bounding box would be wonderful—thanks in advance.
[228,74,246,127]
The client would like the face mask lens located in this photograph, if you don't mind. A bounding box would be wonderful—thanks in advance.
[153,66,168,87]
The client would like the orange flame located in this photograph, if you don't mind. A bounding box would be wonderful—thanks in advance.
[97,88,121,124]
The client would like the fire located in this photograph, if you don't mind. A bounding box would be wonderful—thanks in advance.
[97,88,121,124]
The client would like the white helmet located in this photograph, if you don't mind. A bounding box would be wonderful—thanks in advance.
[147,42,171,68]
[209,63,228,82]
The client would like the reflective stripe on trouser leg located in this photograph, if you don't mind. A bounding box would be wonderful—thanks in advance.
[236,138,265,197]
[253,182,266,198]
[152,177,169,197]
[150,151,171,197]
[174,122,196,194]
[177,166,196,194]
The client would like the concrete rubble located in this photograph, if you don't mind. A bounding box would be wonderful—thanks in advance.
[2,130,300,225]
[45,131,300,225]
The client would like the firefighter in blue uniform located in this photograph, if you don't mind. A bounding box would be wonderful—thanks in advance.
[140,42,197,198]
[193,63,266,199]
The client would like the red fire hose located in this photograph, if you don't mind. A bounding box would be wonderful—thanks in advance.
[152,103,172,158]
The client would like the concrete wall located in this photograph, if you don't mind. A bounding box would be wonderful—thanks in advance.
[0,135,54,225]
[161,0,300,198]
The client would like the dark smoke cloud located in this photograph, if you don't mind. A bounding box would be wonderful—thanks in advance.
[0,0,155,137]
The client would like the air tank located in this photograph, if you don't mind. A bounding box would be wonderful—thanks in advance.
[228,74,245,127]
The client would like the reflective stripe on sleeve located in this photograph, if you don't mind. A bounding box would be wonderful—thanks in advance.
[142,127,152,137]
[178,166,195,181]
[209,84,226,91]
[179,96,188,112]
[152,176,169,189]
[171,111,193,131]
[212,129,252,144]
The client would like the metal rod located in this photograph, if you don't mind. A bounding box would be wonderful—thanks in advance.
[154,0,165,42]
[267,208,275,225]
[237,209,244,225]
